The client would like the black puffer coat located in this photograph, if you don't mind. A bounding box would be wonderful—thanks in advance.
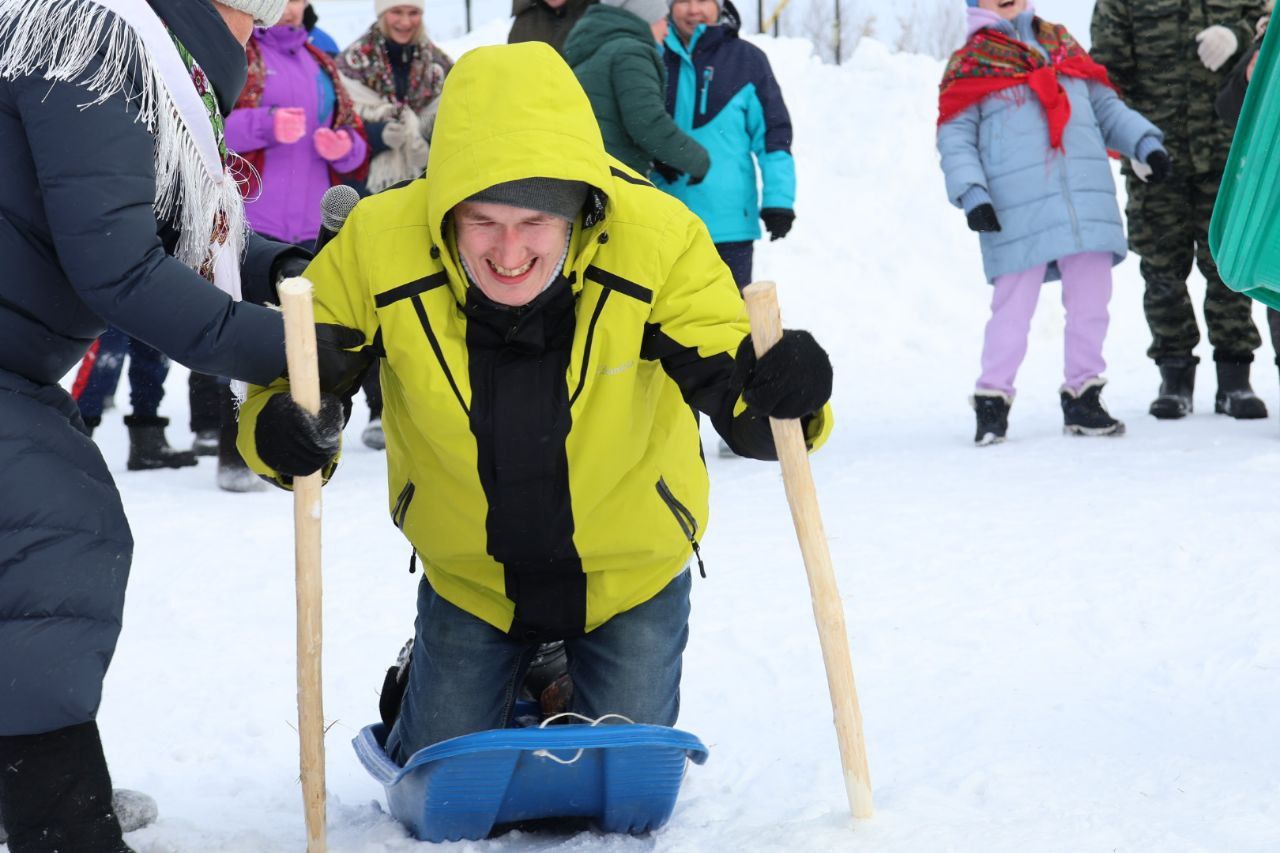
[0,0,290,736]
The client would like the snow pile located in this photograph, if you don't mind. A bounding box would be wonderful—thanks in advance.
[32,14,1280,853]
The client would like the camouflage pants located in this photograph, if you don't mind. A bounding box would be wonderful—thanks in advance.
[1126,168,1261,364]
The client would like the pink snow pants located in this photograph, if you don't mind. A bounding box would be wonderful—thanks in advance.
[976,251,1113,397]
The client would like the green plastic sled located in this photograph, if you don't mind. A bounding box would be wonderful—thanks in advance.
[1209,24,1280,312]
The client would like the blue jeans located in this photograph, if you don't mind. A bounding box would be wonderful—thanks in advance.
[75,327,169,420]
[386,570,692,764]
[715,241,754,290]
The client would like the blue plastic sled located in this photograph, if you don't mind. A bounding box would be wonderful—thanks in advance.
[353,722,709,842]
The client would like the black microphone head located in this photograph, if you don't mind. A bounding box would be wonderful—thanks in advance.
[320,184,361,233]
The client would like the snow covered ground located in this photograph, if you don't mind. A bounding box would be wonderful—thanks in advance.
[19,10,1280,853]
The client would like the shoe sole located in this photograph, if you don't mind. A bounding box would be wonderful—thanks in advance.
[1063,423,1126,437]
[975,433,1006,446]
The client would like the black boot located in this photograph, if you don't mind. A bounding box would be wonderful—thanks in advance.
[971,390,1011,446]
[0,722,134,853]
[82,414,101,438]
[1214,360,1269,419]
[216,387,265,492]
[1062,379,1125,436]
[1149,358,1196,419]
[124,415,198,471]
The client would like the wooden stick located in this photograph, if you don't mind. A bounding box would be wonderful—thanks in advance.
[278,277,327,852]
[741,280,874,820]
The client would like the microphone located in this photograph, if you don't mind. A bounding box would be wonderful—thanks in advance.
[314,184,361,254]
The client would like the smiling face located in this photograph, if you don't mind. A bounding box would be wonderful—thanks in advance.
[670,0,719,42]
[454,202,571,307]
[381,5,424,44]
[977,0,1026,20]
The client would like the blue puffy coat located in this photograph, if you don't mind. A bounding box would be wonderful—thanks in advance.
[936,12,1164,283]
[0,0,291,737]
[656,9,795,243]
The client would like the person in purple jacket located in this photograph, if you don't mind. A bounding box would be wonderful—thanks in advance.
[227,0,370,249]
[214,0,370,489]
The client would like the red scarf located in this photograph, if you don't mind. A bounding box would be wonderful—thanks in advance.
[938,19,1115,151]
[230,34,369,198]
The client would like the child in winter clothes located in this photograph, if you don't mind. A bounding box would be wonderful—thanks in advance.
[938,0,1169,444]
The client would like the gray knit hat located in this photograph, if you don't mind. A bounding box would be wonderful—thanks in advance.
[218,0,290,27]
[603,0,671,24]
[466,178,591,222]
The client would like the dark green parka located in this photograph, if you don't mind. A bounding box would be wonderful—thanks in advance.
[1091,0,1266,176]
[563,5,709,179]
[509,0,595,55]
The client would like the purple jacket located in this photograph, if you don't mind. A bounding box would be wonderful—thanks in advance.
[226,26,367,245]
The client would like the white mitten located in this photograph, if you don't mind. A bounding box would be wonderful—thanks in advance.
[1130,158,1153,182]
[381,118,408,149]
[1196,25,1240,71]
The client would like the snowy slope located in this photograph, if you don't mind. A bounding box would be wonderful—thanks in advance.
[18,14,1280,853]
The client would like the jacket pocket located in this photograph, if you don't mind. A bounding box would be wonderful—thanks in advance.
[656,477,705,577]
[391,479,416,530]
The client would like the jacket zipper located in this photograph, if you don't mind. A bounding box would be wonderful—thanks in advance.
[699,66,714,115]
[569,289,610,406]
[656,477,706,577]
[391,479,415,530]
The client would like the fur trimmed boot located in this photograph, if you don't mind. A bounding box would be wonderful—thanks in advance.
[1062,378,1125,436]
[971,389,1011,446]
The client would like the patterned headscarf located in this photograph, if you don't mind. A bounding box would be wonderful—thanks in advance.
[336,23,452,114]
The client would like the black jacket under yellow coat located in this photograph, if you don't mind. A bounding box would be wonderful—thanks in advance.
[238,43,831,639]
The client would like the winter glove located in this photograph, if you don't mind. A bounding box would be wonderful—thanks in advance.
[278,324,372,395]
[381,118,409,149]
[741,329,833,420]
[651,160,683,183]
[1144,149,1172,183]
[760,208,795,241]
[313,127,353,161]
[966,203,1001,233]
[254,392,345,477]
[272,107,307,144]
[272,252,311,288]
[1196,25,1240,71]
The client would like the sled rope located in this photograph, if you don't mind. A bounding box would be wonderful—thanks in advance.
[532,713,635,765]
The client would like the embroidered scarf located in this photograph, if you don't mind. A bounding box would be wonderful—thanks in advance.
[0,0,248,300]
[232,34,370,198]
[336,23,452,113]
[938,18,1115,150]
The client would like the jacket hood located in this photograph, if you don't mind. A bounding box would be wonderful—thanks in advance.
[562,5,657,66]
[425,42,612,255]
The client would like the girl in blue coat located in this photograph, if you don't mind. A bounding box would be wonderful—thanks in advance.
[938,0,1168,444]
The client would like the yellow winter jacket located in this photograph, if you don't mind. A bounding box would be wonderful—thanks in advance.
[238,42,831,638]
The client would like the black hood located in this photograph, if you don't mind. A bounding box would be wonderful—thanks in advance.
[147,0,247,116]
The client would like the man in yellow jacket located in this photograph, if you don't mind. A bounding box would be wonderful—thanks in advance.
[238,42,833,761]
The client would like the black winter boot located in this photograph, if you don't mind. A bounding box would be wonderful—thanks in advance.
[1149,358,1197,419]
[1062,378,1125,436]
[124,415,198,471]
[216,387,265,492]
[971,390,1011,446]
[0,722,134,853]
[1214,360,1269,419]
[82,415,101,438]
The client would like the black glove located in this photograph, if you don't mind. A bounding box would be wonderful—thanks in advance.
[272,252,310,286]
[741,330,833,419]
[295,323,372,395]
[687,168,706,187]
[651,160,683,183]
[1145,149,1173,183]
[254,392,345,477]
[966,203,1002,233]
[760,208,795,241]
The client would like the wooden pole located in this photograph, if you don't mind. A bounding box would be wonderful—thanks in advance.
[741,280,873,820]
[278,277,327,852]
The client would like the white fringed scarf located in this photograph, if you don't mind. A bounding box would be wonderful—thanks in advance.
[0,0,248,301]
